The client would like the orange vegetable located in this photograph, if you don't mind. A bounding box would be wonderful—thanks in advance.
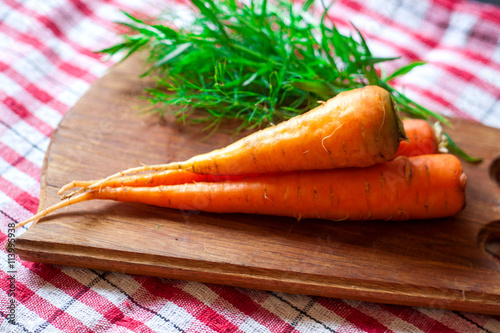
[17,154,466,228]
[396,119,441,157]
[57,170,254,197]
[58,118,438,197]
[58,170,218,195]
[61,86,406,199]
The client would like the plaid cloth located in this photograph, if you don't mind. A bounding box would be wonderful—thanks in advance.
[1,0,500,332]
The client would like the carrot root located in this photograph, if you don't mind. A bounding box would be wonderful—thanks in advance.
[18,154,466,229]
[16,192,94,229]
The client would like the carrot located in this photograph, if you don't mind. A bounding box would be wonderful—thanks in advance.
[17,154,466,228]
[58,117,437,197]
[395,119,445,157]
[57,170,256,198]
[58,170,221,195]
[60,86,406,199]
[166,85,406,174]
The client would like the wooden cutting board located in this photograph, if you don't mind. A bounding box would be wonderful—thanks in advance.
[16,54,500,315]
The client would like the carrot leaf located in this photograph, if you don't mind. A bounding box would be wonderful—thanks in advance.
[384,61,426,82]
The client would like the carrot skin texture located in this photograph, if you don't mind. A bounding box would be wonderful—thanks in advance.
[58,171,257,195]
[61,171,222,189]
[180,86,406,175]
[58,118,433,196]
[57,86,406,199]
[16,154,466,229]
[396,119,437,157]
[90,154,465,221]
[58,118,439,201]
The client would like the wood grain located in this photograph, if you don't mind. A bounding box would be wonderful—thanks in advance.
[16,54,500,315]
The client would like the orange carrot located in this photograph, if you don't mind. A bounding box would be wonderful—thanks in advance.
[58,118,438,197]
[17,154,466,228]
[58,170,217,195]
[396,119,443,157]
[61,86,406,199]
[57,170,258,198]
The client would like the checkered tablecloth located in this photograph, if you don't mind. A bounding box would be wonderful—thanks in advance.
[1,0,500,332]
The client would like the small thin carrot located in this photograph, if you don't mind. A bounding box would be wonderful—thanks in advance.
[57,170,259,198]
[17,154,466,228]
[61,86,406,199]
[58,170,219,196]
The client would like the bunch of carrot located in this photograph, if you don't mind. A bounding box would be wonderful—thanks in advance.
[17,86,466,228]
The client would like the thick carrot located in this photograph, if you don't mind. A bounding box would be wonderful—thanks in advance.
[17,154,466,228]
[62,86,406,198]
[168,85,406,174]
[58,118,436,197]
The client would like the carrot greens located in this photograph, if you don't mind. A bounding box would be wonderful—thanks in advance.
[98,0,479,161]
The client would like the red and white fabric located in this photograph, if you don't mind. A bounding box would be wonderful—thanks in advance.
[1,0,499,332]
